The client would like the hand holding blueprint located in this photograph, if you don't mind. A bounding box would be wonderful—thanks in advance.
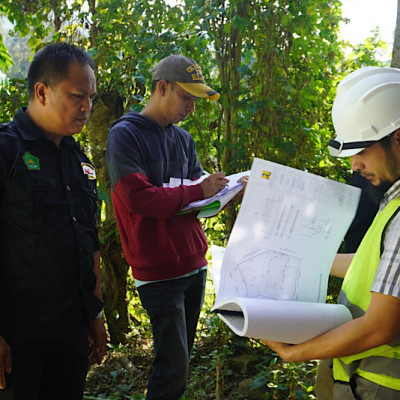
[211,158,361,344]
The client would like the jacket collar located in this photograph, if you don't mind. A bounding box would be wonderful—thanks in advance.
[14,108,75,146]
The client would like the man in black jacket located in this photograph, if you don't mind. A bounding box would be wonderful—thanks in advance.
[0,43,106,400]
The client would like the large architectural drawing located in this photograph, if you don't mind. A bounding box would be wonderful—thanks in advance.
[212,158,361,344]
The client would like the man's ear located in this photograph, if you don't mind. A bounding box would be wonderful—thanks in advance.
[34,82,48,105]
[393,129,400,146]
[158,80,168,96]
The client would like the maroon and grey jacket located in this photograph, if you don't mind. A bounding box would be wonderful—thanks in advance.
[106,112,208,281]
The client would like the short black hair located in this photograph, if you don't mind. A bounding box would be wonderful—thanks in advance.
[27,42,94,99]
[379,129,400,153]
[379,134,392,151]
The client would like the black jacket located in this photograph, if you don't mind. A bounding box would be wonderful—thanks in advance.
[0,108,102,339]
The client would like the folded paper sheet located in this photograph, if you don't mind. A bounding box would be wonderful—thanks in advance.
[211,158,361,344]
[213,297,352,344]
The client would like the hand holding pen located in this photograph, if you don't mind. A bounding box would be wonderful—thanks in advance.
[200,172,229,198]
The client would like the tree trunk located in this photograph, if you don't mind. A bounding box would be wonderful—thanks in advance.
[99,219,130,345]
[218,0,248,235]
[86,92,130,345]
[392,0,400,67]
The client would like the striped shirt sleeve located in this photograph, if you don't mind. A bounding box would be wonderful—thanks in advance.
[371,211,400,298]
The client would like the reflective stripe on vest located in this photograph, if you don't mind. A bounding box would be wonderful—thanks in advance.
[333,196,400,390]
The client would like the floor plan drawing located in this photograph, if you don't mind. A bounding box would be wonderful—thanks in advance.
[236,250,301,300]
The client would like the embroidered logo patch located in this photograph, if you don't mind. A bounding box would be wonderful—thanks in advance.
[22,151,40,170]
[81,162,96,180]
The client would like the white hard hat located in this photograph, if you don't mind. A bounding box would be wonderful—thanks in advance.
[328,66,400,157]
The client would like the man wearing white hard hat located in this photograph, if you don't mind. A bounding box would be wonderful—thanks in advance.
[263,66,400,400]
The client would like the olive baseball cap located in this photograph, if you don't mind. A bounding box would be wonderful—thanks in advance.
[151,55,220,101]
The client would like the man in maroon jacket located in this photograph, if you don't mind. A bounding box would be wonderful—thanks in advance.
[106,55,239,399]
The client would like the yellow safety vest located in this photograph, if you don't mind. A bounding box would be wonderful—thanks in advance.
[333,196,400,391]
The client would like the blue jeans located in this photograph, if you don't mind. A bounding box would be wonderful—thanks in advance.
[137,269,207,400]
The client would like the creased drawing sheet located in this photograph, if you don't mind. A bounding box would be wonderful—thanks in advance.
[212,158,361,344]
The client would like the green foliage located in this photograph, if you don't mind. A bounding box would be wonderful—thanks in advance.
[0,77,28,121]
[343,28,389,70]
[247,357,317,399]
[0,0,388,187]
[179,0,344,177]
[0,33,13,72]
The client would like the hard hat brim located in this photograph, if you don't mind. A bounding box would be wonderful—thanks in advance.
[328,137,378,157]
[328,146,364,157]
